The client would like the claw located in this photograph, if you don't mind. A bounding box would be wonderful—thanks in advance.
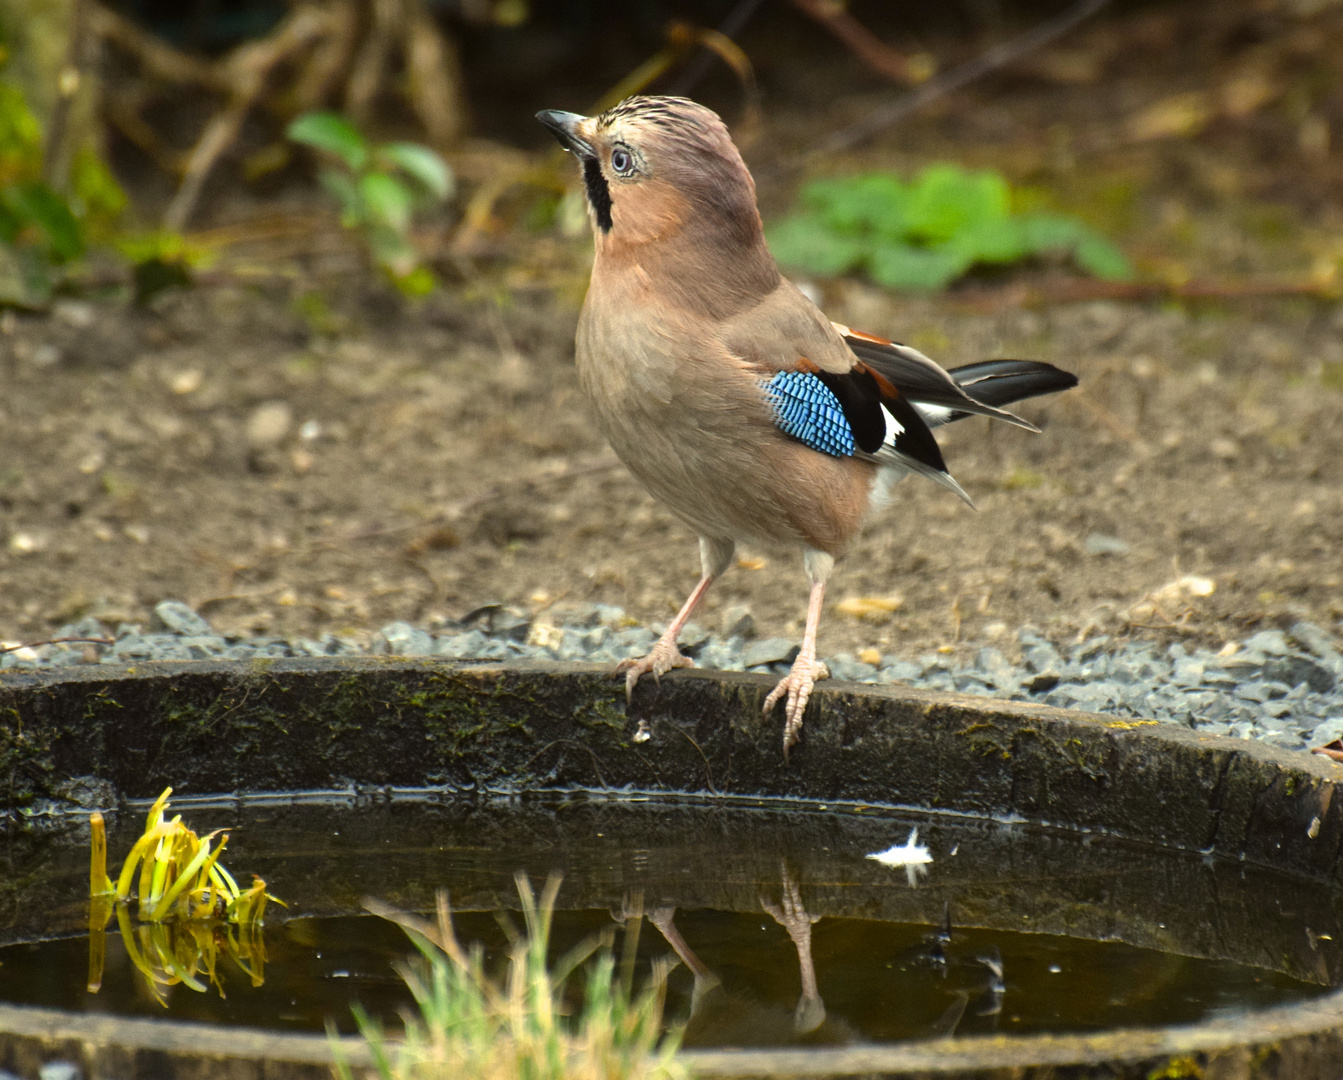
[616,637,694,703]
[764,658,829,758]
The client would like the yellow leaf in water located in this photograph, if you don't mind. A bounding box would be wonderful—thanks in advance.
[835,594,904,619]
[858,647,883,665]
[736,556,767,570]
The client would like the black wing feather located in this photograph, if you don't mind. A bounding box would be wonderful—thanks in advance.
[814,368,887,454]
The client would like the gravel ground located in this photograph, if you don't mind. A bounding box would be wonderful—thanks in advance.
[4,599,1340,755]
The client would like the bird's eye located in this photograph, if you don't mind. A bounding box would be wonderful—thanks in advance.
[610,147,634,176]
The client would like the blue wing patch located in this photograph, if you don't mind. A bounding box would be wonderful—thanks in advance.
[760,370,854,457]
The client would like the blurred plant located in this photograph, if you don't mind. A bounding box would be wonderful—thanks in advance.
[114,229,217,304]
[0,74,126,307]
[87,788,282,1004]
[768,164,1133,291]
[288,110,453,296]
[335,875,688,1080]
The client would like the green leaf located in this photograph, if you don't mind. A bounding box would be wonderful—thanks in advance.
[4,182,83,262]
[1019,213,1089,252]
[70,147,128,225]
[287,111,367,172]
[905,164,1010,244]
[1020,214,1133,279]
[766,214,868,277]
[0,199,21,245]
[946,215,1028,265]
[803,173,909,237]
[359,172,413,233]
[0,81,42,179]
[867,242,971,291]
[1073,234,1134,281]
[319,168,362,226]
[365,223,417,277]
[377,142,454,200]
[393,265,437,297]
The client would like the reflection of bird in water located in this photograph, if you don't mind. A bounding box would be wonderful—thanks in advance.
[893,903,1007,1038]
[621,866,857,1048]
[923,900,953,972]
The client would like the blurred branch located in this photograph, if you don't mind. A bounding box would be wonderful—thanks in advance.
[402,0,466,148]
[666,0,768,96]
[164,5,332,231]
[811,0,1114,156]
[86,2,223,90]
[345,0,399,126]
[788,0,929,87]
[42,0,90,189]
[88,0,467,230]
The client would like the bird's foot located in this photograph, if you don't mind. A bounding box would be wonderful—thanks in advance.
[764,656,830,758]
[616,636,694,703]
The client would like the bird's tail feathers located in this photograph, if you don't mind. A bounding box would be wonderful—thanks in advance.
[917,360,1078,429]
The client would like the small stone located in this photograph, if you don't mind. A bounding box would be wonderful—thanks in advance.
[1027,673,1060,694]
[741,637,795,668]
[580,625,609,650]
[435,630,488,659]
[679,622,711,653]
[1243,630,1291,656]
[879,660,921,682]
[152,600,212,636]
[179,635,227,658]
[1310,718,1343,744]
[1263,654,1335,694]
[858,647,882,666]
[1084,532,1130,557]
[616,626,655,650]
[1172,657,1205,686]
[1023,642,1062,674]
[721,605,756,640]
[39,1062,81,1080]
[53,298,96,328]
[1072,637,1109,663]
[379,622,433,656]
[1289,621,1338,660]
[245,401,294,448]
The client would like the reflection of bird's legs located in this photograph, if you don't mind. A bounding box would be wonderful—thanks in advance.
[647,906,721,1014]
[759,865,825,1034]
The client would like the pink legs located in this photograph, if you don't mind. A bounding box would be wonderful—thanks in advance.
[617,536,735,702]
[764,550,833,758]
[760,863,826,1034]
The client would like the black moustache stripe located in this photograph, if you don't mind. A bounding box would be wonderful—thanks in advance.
[583,158,613,233]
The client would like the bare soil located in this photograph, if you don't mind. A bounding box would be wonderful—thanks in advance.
[2,0,1342,664]
[2,278,1340,664]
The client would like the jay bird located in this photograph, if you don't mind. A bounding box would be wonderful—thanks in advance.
[537,96,1076,757]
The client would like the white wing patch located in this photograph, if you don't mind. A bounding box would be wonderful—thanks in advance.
[879,403,904,446]
[912,403,954,429]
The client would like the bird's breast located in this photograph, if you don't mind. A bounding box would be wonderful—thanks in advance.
[575,291,876,553]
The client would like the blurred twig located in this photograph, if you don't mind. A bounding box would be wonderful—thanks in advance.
[164,5,331,230]
[667,0,769,96]
[0,636,113,655]
[811,0,1114,157]
[789,0,930,87]
[88,0,466,231]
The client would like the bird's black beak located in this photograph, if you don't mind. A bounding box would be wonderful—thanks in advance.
[536,109,596,159]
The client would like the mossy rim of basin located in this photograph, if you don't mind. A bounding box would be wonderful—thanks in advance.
[2,657,1343,1080]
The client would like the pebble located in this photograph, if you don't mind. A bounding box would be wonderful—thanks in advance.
[5,600,1343,756]
[152,600,213,636]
